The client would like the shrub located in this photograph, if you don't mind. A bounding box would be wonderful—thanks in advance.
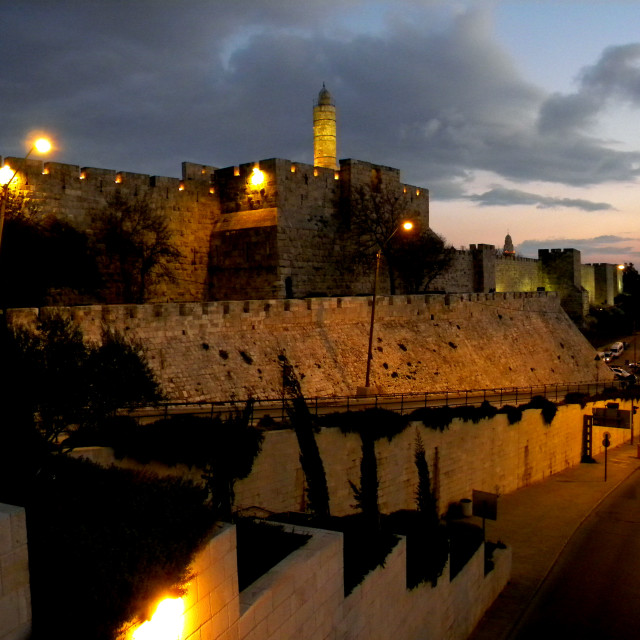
[27,455,215,640]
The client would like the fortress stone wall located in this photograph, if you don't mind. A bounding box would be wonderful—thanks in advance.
[7,293,611,404]
[2,150,623,319]
[1,154,428,304]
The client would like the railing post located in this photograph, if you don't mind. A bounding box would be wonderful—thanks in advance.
[400,394,404,415]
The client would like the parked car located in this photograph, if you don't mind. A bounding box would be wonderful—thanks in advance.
[610,366,636,382]
[604,351,613,362]
[609,341,624,358]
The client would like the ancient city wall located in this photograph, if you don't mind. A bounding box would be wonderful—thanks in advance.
[496,255,541,293]
[6,293,611,404]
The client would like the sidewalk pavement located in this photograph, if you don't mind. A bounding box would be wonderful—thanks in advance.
[468,442,640,640]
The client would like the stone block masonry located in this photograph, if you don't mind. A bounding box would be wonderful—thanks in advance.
[0,504,30,640]
[7,292,612,404]
[125,515,511,640]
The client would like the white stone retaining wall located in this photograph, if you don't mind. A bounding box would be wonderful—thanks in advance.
[0,504,30,640]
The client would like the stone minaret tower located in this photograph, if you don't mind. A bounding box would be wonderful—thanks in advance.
[503,233,515,257]
[313,84,337,169]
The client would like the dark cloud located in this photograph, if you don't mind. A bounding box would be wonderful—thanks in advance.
[538,44,640,135]
[1,1,640,194]
[467,187,615,211]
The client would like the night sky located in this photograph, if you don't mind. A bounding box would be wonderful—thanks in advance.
[2,1,640,263]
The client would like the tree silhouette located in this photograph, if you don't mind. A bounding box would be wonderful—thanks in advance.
[93,192,181,303]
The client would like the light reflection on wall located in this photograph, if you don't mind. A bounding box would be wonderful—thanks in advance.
[131,597,184,640]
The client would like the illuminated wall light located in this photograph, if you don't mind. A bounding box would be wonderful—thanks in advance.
[334,171,339,180]
[416,189,420,196]
[178,182,185,191]
[209,186,215,194]
[233,166,240,177]
[80,171,87,180]
[313,168,318,177]
[132,597,184,640]
[290,164,296,173]
[115,174,123,184]
[42,167,50,175]
[0,165,13,186]
[403,187,407,194]
[250,167,265,186]
[201,168,207,175]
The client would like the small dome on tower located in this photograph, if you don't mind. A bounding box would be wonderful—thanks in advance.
[317,83,333,106]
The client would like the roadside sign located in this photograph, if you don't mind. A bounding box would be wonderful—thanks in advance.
[472,490,498,521]
[593,408,631,429]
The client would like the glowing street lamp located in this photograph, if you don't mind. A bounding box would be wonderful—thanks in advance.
[363,220,414,390]
[0,137,52,254]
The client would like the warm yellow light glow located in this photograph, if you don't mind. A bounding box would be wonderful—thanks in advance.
[0,165,13,186]
[233,166,240,177]
[250,167,265,186]
[334,171,339,180]
[290,164,296,173]
[618,264,625,270]
[402,221,414,232]
[178,182,185,191]
[42,167,50,175]
[115,174,123,184]
[80,171,87,180]
[313,168,318,177]
[416,189,420,196]
[132,598,184,640]
[34,138,51,154]
[209,186,215,194]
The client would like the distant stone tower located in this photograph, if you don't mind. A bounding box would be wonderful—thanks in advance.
[503,233,515,257]
[313,84,337,169]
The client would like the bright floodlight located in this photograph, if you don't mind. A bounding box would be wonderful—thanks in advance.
[250,167,265,186]
[618,264,625,270]
[402,221,413,231]
[0,165,13,186]
[34,138,51,153]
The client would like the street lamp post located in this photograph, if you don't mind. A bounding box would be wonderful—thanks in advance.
[0,138,52,255]
[363,220,413,390]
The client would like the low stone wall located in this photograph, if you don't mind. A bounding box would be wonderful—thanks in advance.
[0,504,30,640]
[130,519,511,640]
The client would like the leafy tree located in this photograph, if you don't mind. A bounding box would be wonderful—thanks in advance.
[199,401,264,521]
[411,432,448,587]
[343,184,453,294]
[392,229,455,293]
[92,191,181,303]
[0,314,162,452]
[0,191,99,307]
[280,352,331,518]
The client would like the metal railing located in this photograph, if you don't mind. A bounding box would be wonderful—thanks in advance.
[127,379,630,425]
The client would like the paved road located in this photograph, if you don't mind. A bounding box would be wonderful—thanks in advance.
[510,466,640,639]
